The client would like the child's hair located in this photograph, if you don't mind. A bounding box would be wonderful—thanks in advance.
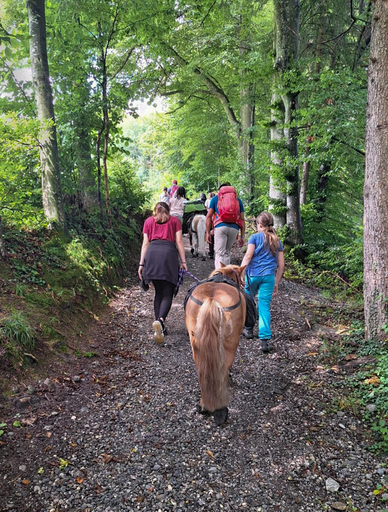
[154,202,170,223]
[257,211,279,256]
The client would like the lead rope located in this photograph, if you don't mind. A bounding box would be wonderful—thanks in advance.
[174,268,201,297]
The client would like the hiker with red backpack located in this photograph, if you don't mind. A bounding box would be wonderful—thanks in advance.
[206,183,245,269]
[167,179,179,198]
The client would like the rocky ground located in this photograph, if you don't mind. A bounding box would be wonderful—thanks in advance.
[0,238,387,512]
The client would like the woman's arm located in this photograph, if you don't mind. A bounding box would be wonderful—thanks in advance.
[175,230,187,270]
[206,208,214,243]
[138,233,150,279]
[240,243,255,268]
[273,251,285,296]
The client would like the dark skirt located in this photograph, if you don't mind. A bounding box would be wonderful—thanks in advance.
[143,240,179,286]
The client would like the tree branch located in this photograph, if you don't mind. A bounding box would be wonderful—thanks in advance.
[110,45,137,80]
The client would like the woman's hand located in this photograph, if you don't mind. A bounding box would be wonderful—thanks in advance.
[273,283,279,296]
[138,266,143,280]
[181,262,187,271]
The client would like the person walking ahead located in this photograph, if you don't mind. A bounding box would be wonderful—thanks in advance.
[138,202,187,344]
[240,211,284,353]
[206,183,245,269]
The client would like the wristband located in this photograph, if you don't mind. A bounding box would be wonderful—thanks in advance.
[139,264,144,266]
[181,262,186,264]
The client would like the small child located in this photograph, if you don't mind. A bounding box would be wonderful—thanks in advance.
[240,211,284,353]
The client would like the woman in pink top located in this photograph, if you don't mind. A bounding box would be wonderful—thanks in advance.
[138,202,187,343]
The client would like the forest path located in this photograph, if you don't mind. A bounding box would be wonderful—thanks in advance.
[0,236,384,512]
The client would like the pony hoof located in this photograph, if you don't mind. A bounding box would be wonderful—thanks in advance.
[214,407,228,425]
[201,257,206,261]
[191,248,195,254]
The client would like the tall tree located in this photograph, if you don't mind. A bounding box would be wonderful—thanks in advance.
[363,0,388,340]
[270,0,303,244]
[26,0,67,232]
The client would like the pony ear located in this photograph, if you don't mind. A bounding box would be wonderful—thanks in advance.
[238,265,247,274]
[219,262,226,268]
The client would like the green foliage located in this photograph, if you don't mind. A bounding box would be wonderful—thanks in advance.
[0,310,37,354]
[109,158,146,213]
[321,323,388,453]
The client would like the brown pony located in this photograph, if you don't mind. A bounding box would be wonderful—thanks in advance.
[185,263,246,425]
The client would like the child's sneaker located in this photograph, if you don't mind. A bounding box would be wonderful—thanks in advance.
[152,320,164,344]
[261,338,272,353]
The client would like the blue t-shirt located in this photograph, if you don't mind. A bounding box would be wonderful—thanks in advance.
[209,195,244,230]
[246,232,284,276]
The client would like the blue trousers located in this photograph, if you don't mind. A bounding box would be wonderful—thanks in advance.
[245,275,275,340]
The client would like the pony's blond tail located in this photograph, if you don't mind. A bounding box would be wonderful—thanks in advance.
[194,297,228,412]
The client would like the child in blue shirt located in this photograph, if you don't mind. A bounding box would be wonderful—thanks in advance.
[240,211,285,353]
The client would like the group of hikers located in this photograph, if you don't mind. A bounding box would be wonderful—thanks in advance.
[138,179,284,352]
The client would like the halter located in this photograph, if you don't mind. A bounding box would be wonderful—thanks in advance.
[188,269,242,312]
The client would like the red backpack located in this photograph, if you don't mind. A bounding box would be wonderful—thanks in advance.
[215,186,240,225]
[169,185,179,198]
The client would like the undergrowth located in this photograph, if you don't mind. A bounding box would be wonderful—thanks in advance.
[318,321,388,453]
[0,311,37,365]
[285,250,388,453]
[0,211,142,376]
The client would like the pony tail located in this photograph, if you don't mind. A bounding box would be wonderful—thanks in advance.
[194,298,228,412]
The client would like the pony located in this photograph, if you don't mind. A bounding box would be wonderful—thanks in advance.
[189,214,207,260]
[184,263,247,425]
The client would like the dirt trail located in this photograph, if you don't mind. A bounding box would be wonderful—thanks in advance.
[0,237,385,512]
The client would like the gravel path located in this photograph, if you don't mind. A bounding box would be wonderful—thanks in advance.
[0,239,386,512]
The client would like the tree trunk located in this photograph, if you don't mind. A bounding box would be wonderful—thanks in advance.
[0,216,6,260]
[269,92,287,229]
[316,162,330,222]
[96,125,104,226]
[26,0,67,233]
[364,0,388,341]
[76,123,97,211]
[270,0,303,244]
[240,84,255,199]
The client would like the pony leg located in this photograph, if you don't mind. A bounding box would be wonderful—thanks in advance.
[197,217,206,260]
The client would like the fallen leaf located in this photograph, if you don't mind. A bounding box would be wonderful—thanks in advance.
[76,476,84,484]
[365,376,380,385]
[345,354,357,360]
[70,442,77,447]
[46,432,52,438]
[206,450,214,458]
[21,416,37,426]
[307,352,318,356]
[21,479,30,485]
[99,453,113,463]
[44,445,52,452]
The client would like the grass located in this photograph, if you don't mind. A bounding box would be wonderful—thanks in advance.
[0,310,37,360]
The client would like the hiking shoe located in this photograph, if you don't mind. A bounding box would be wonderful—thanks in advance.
[261,339,272,353]
[159,319,168,336]
[152,320,165,344]
[242,327,254,339]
